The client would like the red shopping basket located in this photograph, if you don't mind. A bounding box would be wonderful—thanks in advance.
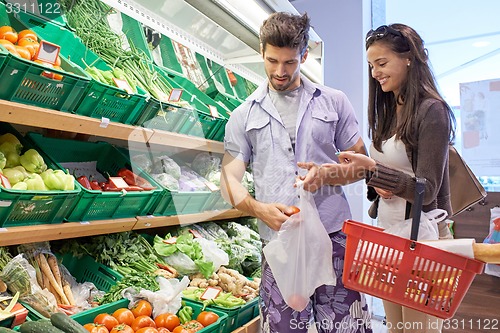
[342,178,484,319]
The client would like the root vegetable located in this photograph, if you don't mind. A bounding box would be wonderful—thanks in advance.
[38,253,70,305]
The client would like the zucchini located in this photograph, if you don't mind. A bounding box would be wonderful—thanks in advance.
[50,313,87,333]
[19,320,65,333]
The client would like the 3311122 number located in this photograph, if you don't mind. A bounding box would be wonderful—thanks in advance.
[5,2,61,15]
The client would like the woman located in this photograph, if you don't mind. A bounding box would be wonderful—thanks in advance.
[338,24,455,333]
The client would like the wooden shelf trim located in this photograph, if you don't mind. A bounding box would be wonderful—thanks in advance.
[0,99,225,153]
[0,209,246,246]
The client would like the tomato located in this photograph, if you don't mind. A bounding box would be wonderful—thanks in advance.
[286,205,300,216]
[131,299,153,318]
[180,320,204,333]
[112,308,135,326]
[94,313,119,331]
[196,311,219,327]
[135,328,159,333]
[110,324,134,333]
[172,327,189,333]
[154,313,180,330]
[157,328,171,333]
[17,29,37,41]
[131,315,156,332]
[0,26,17,44]
[83,323,110,333]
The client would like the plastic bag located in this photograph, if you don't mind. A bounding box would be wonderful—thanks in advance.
[195,238,229,273]
[123,276,190,318]
[484,207,500,277]
[383,209,447,241]
[262,185,336,312]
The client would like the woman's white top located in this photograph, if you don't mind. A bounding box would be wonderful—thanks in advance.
[369,135,415,229]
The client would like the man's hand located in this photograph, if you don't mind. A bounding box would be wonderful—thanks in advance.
[255,202,298,231]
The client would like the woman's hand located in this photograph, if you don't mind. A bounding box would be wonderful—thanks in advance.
[374,187,394,200]
[295,162,324,192]
[336,151,377,171]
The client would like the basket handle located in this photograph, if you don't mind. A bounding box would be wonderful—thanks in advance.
[410,177,427,249]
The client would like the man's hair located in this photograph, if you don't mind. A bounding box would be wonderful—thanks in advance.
[260,12,310,56]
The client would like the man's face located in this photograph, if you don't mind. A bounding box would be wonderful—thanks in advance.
[263,44,307,91]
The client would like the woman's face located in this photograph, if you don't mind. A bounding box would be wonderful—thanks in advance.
[367,42,409,96]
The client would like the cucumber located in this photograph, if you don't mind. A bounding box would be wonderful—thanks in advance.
[0,327,17,333]
[19,320,65,333]
[50,313,87,333]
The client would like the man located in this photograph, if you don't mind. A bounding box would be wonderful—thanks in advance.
[220,12,372,333]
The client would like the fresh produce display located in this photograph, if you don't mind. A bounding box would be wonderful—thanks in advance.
[0,26,69,80]
[56,232,168,278]
[74,168,156,192]
[0,132,75,191]
[59,0,190,107]
[188,267,259,303]
[182,287,246,310]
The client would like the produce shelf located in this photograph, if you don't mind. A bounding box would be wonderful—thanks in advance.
[0,209,247,246]
[0,99,225,153]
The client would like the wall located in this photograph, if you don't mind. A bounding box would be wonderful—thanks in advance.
[292,0,372,223]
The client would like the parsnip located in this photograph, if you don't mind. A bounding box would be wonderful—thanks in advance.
[38,253,70,305]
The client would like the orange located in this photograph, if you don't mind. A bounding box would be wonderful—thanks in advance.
[14,45,31,60]
[0,26,17,44]
[17,37,39,59]
[0,39,19,56]
[17,29,37,41]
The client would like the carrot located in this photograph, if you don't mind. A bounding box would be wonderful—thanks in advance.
[38,253,70,305]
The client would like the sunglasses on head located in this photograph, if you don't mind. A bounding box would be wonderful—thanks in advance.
[365,25,403,44]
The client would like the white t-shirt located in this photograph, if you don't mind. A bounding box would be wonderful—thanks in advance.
[369,135,415,229]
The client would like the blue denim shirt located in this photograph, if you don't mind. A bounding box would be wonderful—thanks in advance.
[224,75,361,240]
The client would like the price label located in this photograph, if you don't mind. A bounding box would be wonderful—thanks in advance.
[168,88,183,102]
[204,180,219,192]
[200,287,222,300]
[113,78,134,94]
[208,105,219,118]
[163,236,177,244]
[189,229,203,238]
[33,40,60,65]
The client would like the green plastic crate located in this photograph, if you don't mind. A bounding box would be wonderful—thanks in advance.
[137,97,193,134]
[203,191,232,212]
[25,133,163,221]
[184,297,259,333]
[60,253,123,292]
[0,3,91,113]
[0,123,81,228]
[232,72,252,101]
[14,8,149,125]
[17,254,124,321]
[117,148,213,216]
[195,53,237,100]
[72,298,229,333]
[152,65,227,141]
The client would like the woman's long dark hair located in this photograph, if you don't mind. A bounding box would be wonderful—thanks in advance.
[366,23,456,151]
